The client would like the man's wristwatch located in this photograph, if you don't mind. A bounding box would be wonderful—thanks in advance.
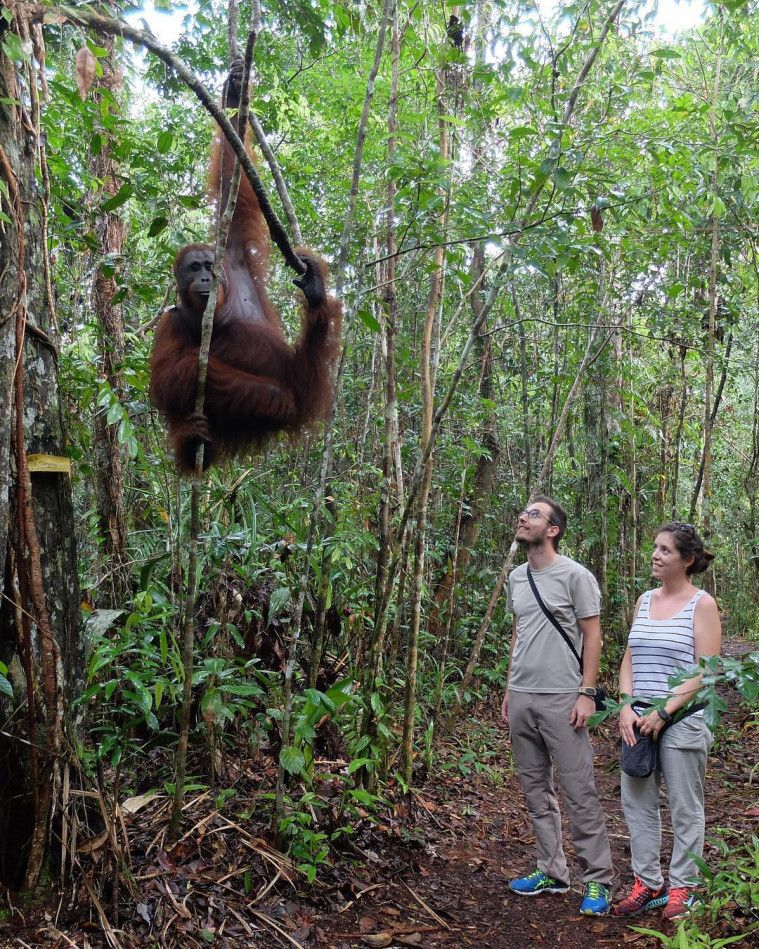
[656,707,672,723]
[578,686,598,698]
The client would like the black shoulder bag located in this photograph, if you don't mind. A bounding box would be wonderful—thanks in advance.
[525,565,607,712]
[621,702,706,778]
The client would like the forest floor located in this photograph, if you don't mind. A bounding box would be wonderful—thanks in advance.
[1,639,756,948]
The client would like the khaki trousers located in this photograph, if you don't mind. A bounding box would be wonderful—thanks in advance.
[621,715,712,889]
[508,689,613,884]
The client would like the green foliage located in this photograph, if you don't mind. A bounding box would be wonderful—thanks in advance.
[589,652,759,731]
[76,588,273,771]
[630,833,758,946]
[696,832,759,930]
[76,590,182,767]
[0,660,13,699]
[36,0,758,863]
[630,922,750,947]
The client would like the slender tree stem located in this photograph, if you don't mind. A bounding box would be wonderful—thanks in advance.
[170,35,256,837]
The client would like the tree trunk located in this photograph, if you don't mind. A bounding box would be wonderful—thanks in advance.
[746,323,759,575]
[670,345,688,517]
[425,8,496,645]
[401,66,448,786]
[90,31,129,608]
[0,15,81,890]
[583,259,609,606]
[426,246,498,641]
[690,43,722,597]
[360,0,401,727]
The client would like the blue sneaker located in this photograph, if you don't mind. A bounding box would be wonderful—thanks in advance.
[579,881,612,915]
[509,869,570,895]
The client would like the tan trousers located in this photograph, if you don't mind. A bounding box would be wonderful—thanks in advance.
[509,689,613,884]
[621,715,712,889]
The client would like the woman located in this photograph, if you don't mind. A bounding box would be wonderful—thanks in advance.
[613,522,721,922]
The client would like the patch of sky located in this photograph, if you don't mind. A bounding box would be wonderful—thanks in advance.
[128,0,707,48]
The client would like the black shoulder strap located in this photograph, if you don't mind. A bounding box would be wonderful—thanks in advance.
[525,565,583,672]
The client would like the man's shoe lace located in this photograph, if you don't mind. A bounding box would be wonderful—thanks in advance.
[586,882,607,900]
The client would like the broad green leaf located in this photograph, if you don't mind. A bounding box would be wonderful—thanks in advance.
[357,308,381,332]
[509,126,536,142]
[148,216,168,237]
[157,131,173,155]
[279,745,305,775]
[101,183,133,213]
[2,33,26,63]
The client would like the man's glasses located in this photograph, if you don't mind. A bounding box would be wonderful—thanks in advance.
[517,509,553,523]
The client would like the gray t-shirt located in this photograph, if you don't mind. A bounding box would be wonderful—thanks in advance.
[507,555,601,693]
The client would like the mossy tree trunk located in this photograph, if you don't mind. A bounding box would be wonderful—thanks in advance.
[0,13,81,891]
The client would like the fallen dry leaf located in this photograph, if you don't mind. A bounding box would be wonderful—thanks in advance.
[121,792,163,815]
[361,934,393,948]
[78,830,108,854]
[396,934,423,947]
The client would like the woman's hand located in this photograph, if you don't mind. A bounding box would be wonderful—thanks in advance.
[619,704,639,746]
[636,709,668,740]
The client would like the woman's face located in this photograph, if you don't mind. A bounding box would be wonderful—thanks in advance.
[651,531,693,581]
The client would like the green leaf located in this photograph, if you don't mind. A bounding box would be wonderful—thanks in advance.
[2,33,27,63]
[0,674,13,698]
[509,126,536,142]
[357,308,381,333]
[147,216,168,237]
[267,586,291,626]
[101,184,133,213]
[370,691,384,717]
[157,131,174,155]
[279,745,305,775]
[554,167,572,190]
[650,48,681,59]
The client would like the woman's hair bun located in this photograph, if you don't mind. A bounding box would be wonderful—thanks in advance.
[688,548,715,576]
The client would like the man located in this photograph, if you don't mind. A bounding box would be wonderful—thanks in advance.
[501,495,613,915]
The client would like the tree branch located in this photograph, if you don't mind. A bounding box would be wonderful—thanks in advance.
[48,3,306,273]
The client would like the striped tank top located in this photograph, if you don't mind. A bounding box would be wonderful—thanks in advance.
[628,588,704,699]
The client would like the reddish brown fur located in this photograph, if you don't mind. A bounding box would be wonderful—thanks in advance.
[150,117,341,473]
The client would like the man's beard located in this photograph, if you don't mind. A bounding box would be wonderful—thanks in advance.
[516,534,542,549]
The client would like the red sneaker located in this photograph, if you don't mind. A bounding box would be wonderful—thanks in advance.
[662,886,700,920]
[613,877,669,916]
